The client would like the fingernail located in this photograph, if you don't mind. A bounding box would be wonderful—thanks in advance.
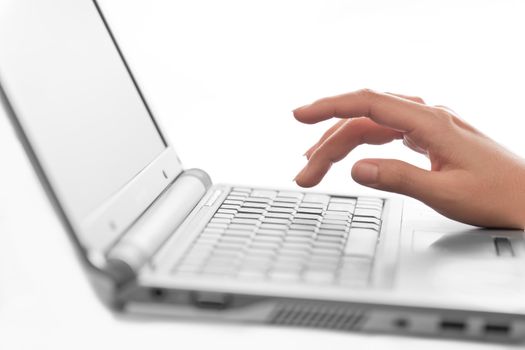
[353,162,378,184]
[304,145,317,159]
[293,104,310,113]
[303,149,313,159]
[294,167,306,182]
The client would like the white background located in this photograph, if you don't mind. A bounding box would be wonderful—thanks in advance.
[1,0,525,349]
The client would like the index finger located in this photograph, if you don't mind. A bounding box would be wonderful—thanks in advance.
[293,89,434,133]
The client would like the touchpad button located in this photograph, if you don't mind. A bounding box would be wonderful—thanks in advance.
[494,237,515,257]
[412,230,496,258]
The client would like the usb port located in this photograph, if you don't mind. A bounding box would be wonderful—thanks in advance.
[440,320,466,332]
[484,323,510,336]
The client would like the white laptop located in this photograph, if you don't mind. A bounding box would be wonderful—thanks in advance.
[1,0,525,342]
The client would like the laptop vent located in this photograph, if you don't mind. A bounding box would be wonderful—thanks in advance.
[269,302,366,331]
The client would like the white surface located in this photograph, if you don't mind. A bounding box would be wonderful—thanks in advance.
[1,0,525,349]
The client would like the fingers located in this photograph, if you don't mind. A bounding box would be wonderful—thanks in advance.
[304,92,427,159]
[293,89,434,133]
[351,159,438,202]
[304,119,347,159]
[295,118,403,187]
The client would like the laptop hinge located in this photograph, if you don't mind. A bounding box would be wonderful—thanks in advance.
[105,168,212,283]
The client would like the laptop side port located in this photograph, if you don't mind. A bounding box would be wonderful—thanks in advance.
[484,323,511,336]
[439,320,466,332]
[150,288,166,300]
[392,318,410,329]
[191,291,231,310]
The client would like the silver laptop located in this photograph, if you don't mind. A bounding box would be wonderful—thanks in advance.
[2,0,525,342]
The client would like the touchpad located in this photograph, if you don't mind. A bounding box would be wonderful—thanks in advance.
[412,229,522,258]
[404,229,525,296]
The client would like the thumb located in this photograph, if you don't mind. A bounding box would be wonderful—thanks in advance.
[351,159,436,201]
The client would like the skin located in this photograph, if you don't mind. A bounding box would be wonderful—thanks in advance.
[293,89,525,229]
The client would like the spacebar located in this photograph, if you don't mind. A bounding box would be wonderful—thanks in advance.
[344,228,379,258]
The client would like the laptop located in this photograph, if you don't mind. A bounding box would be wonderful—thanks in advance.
[1,0,525,342]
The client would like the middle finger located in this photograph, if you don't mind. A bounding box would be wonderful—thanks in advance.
[295,117,403,187]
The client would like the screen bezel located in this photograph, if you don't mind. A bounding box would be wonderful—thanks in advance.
[0,0,184,268]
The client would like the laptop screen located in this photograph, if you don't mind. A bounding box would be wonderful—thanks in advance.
[0,0,166,222]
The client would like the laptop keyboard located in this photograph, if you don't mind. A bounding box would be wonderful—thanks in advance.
[172,188,383,288]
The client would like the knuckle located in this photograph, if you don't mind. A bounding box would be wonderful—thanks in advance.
[357,88,379,100]
[431,106,455,128]
[413,96,425,104]
[309,146,331,163]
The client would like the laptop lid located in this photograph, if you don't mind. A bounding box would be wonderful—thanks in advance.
[0,0,182,266]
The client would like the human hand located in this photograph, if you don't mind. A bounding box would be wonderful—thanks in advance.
[293,89,525,229]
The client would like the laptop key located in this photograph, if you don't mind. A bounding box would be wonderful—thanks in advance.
[202,227,225,234]
[207,223,228,229]
[353,208,382,219]
[244,197,272,203]
[217,208,237,215]
[234,212,262,219]
[251,190,277,198]
[278,191,304,199]
[219,204,240,211]
[319,223,347,231]
[330,197,357,204]
[257,228,286,237]
[351,221,380,231]
[291,218,318,226]
[238,207,265,214]
[316,235,345,244]
[352,216,381,225]
[285,230,315,238]
[323,213,351,221]
[259,223,288,231]
[227,224,257,231]
[344,228,379,258]
[321,218,349,226]
[327,202,355,212]
[303,194,330,204]
[296,207,323,215]
[289,224,316,232]
[213,213,235,220]
[242,202,268,209]
[317,229,346,237]
[210,217,230,224]
[249,241,280,251]
[267,207,295,214]
[231,218,260,225]
[271,201,297,208]
[252,235,283,244]
[261,217,290,225]
[227,195,247,201]
[265,212,293,220]
[298,202,325,209]
[294,213,322,220]
[224,199,243,206]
